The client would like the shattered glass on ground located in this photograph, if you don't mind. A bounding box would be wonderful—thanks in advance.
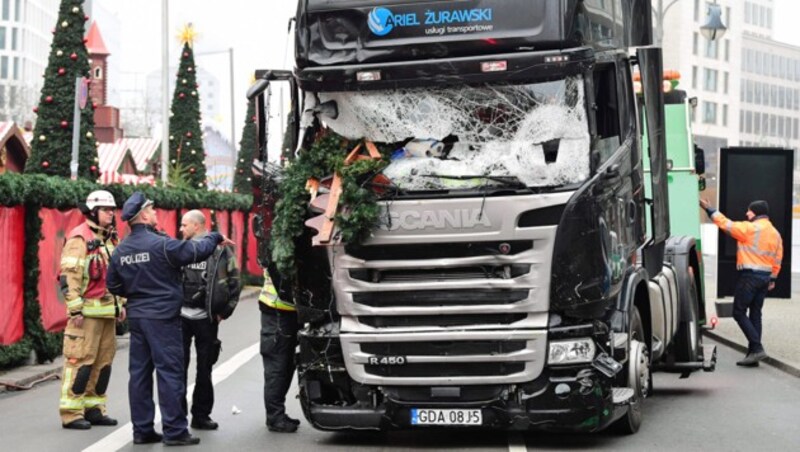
[319,76,590,190]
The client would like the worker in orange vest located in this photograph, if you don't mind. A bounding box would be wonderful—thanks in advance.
[701,199,783,367]
[59,190,125,429]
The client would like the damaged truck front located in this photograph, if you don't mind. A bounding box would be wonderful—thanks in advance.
[249,0,716,434]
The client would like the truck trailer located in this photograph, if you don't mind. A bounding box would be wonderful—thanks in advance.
[249,0,716,434]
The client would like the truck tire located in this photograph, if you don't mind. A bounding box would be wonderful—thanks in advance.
[613,306,650,435]
[674,267,701,363]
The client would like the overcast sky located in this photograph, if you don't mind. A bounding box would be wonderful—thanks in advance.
[96,0,800,144]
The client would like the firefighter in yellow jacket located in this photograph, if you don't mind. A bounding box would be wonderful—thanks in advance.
[59,191,126,430]
[701,198,783,367]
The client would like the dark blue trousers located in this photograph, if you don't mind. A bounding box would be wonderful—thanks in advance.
[733,271,772,354]
[128,318,188,440]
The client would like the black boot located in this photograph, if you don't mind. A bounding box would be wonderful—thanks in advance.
[267,415,299,433]
[163,434,201,446]
[62,419,92,430]
[85,407,119,426]
[191,417,219,430]
[133,431,163,444]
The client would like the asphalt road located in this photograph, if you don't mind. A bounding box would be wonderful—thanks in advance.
[1,297,798,452]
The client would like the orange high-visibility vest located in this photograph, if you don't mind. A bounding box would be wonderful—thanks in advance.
[711,212,783,278]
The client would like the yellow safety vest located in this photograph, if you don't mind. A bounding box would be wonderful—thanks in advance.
[258,272,296,312]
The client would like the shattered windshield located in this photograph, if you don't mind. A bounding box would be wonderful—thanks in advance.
[318,76,590,190]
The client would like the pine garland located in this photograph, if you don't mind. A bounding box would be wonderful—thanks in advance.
[270,134,389,276]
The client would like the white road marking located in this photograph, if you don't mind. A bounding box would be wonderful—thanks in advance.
[82,342,260,452]
[508,432,527,452]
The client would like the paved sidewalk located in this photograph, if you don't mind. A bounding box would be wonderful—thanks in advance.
[0,287,261,394]
[702,258,800,378]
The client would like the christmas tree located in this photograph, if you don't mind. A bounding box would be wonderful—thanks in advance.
[233,99,256,194]
[169,24,206,189]
[26,0,99,178]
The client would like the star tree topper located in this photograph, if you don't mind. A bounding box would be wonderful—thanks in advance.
[178,22,199,47]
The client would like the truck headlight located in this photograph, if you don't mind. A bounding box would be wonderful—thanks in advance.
[548,339,596,365]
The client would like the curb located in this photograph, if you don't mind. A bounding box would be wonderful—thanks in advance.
[1,289,260,394]
[704,330,800,379]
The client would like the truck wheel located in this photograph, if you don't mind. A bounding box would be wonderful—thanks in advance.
[613,306,650,435]
[674,268,701,362]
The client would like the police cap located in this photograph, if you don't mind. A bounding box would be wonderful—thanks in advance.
[121,191,154,222]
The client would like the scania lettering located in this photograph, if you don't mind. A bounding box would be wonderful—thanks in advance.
[250,0,716,434]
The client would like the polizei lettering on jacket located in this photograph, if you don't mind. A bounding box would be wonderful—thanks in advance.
[187,261,207,271]
[383,209,492,231]
[120,252,150,266]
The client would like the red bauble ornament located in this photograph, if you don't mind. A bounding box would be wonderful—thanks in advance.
[58,67,66,76]
[195,83,199,88]
[60,120,69,128]
[70,53,78,61]
[189,167,196,174]
[83,37,89,44]
[33,106,39,113]
[45,96,54,103]
[238,169,244,174]
[90,165,97,172]
[179,93,185,99]
[183,52,189,58]
[42,161,50,168]
[233,188,239,193]
[186,132,193,138]
[92,102,98,109]
[84,15,89,20]
[252,115,257,122]
[51,28,55,34]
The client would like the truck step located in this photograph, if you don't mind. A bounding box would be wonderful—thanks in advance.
[612,387,635,405]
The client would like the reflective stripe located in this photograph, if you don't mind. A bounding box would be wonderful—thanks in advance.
[259,279,296,312]
[81,301,117,318]
[61,257,85,268]
[60,368,84,410]
[66,297,84,311]
[752,224,762,248]
[83,396,107,408]
[741,245,778,258]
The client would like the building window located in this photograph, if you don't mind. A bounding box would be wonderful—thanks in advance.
[693,33,698,55]
[11,28,16,51]
[94,66,102,79]
[0,26,5,50]
[724,40,730,62]
[723,105,728,127]
[695,0,701,22]
[704,38,718,59]
[692,65,698,89]
[755,81,762,105]
[723,72,729,94]
[12,56,17,80]
[703,101,717,124]
[744,2,751,25]
[1,56,7,79]
[1,0,8,21]
[754,112,761,134]
[767,8,772,29]
[13,0,18,21]
[703,68,718,92]
[794,118,799,140]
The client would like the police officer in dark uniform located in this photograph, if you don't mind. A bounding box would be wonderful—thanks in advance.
[106,192,232,446]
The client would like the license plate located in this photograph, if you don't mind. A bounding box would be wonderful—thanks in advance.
[410,408,482,426]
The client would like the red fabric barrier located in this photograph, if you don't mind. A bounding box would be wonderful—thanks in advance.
[38,208,85,333]
[246,213,261,276]
[216,210,230,237]
[156,209,177,238]
[0,206,26,345]
[231,212,245,271]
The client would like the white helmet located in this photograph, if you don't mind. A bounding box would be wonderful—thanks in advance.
[85,190,117,210]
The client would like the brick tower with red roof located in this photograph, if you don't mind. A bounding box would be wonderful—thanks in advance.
[86,21,122,143]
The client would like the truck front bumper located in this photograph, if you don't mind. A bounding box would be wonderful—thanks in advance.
[302,367,626,432]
